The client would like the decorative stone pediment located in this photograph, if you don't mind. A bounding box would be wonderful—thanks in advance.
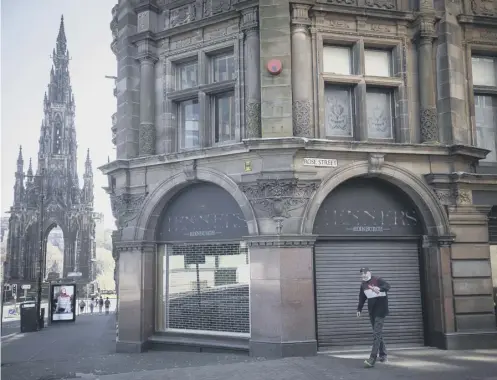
[471,0,497,17]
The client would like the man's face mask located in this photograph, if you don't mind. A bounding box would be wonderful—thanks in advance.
[361,271,371,281]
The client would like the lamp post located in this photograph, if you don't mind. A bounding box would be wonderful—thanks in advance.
[35,169,45,329]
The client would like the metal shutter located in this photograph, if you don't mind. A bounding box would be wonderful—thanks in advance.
[315,240,424,349]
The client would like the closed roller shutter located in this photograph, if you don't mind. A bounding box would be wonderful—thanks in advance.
[315,240,424,349]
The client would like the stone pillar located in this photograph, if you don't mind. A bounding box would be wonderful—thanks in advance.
[291,5,313,138]
[258,0,293,137]
[137,48,158,156]
[416,14,438,143]
[446,205,497,349]
[242,7,261,139]
[248,236,317,358]
[135,2,159,156]
[115,242,155,353]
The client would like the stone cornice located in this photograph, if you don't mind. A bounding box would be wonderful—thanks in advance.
[99,139,490,176]
[245,235,317,248]
[458,15,497,27]
[310,4,415,22]
[426,172,497,186]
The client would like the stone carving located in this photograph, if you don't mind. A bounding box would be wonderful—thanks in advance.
[326,0,357,5]
[368,153,385,173]
[479,29,497,40]
[471,0,496,16]
[365,0,396,9]
[204,0,232,17]
[110,192,148,228]
[139,123,156,156]
[137,11,149,33]
[241,179,319,219]
[434,189,472,205]
[293,100,312,137]
[182,160,197,181]
[245,102,261,138]
[170,4,196,28]
[241,6,258,31]
[420,107,439,143]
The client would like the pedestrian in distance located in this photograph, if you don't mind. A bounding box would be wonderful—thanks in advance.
[89,300,94,314]
[104,297,110,315]
[98,297,104,314]
[79,299,86,314]
[357,267,391,368]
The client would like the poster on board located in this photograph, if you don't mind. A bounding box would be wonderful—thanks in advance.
[50,284,76,322]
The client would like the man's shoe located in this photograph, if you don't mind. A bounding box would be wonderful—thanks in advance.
[363,358,375,368]
[378,356,388,363]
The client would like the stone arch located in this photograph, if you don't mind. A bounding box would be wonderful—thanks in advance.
[134,167,258,242]
[302,161,451,237]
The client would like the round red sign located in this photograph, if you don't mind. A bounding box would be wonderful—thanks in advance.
[267,59,282,75]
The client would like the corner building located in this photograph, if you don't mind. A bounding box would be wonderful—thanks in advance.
[102,0,497,356]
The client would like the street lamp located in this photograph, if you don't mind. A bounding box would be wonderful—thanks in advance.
[34,169,45,329]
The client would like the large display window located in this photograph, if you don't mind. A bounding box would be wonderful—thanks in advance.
[155,183,250,336]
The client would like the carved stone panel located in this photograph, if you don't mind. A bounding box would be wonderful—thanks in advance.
[471,0,497,17]
[420,107,439,143]
[293,100,312,137]
[139,123,156,156]
[365,0,396,9]
[170,3,196,28]
[203,0,233,17]
[245,102,261,138]
[434,189,472,206]
[240,179,319,219]
[110,192,148,228]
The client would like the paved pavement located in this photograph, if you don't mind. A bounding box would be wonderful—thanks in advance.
[1,313,496,380]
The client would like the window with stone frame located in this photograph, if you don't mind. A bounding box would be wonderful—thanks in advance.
[321,40,402,141]
[167,46,239,151]
[471,56,497,163]
[206,49,238,145]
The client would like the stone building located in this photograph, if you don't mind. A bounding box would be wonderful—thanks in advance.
[101,0,497,356]
[5,17,97,287]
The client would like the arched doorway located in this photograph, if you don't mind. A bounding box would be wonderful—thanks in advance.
[155,182,250,336]
[313,177,425,349]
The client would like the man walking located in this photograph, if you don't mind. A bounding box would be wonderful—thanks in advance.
[357,267,391,368]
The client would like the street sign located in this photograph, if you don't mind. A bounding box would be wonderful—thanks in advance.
[67,272,82,277]
[21,284,31,290]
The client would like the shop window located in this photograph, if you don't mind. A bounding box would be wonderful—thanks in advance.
[213,91,236,144]
[179,99,200,150]
[366,88,394,139]
[163,242,250,334]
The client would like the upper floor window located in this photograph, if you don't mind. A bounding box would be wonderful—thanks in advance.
[322,42,400,141]
[472,56,497,162]
[213,54,235,82]
[167,48,238,151]
[177,61,198,90]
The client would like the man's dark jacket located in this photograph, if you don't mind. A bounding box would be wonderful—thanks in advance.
[357,276,391,319]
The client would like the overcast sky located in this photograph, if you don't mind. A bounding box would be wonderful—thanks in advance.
[1,0,116,229]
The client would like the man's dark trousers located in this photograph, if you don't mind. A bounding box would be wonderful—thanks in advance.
[369,314,387,359]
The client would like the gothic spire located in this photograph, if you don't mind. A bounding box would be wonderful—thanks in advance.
[57,15,67,54]
[85,149,93,176]
[16,146,23,172]
[27,158,33,178]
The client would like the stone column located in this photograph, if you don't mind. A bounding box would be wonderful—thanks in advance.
[136,45,158,156]
[248,236,317,358]
[417,15,438,143]
[291,5,313,138]
[242,7,261,138]
[115,242,155,353]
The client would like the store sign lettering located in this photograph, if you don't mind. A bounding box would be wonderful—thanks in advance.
[163,213,247,239]
[321,209,418,231]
